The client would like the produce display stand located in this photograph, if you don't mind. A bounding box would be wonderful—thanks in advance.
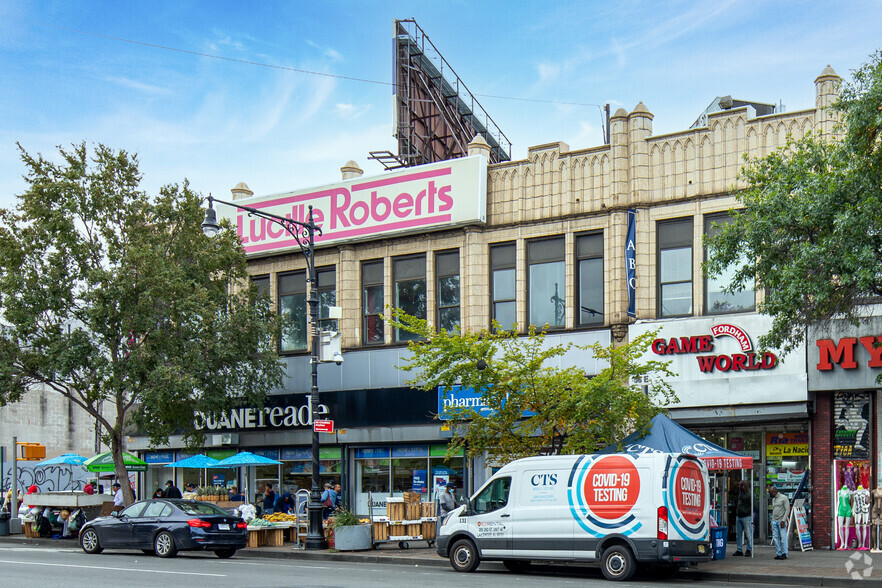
[245,524,284,548]
[368,491,436,550]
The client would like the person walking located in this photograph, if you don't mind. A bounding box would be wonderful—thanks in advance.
[732,480,753,556]
[770,485,790,560]
[112,483,124,507]
[321,482,338,519]
[263,483,276,515]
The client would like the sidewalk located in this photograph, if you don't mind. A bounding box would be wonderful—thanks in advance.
[2,533,881,586]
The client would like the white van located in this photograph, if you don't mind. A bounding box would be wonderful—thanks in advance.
[436,452,711,581]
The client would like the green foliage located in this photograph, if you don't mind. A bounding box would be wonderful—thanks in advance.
[705,51,882,353]
[0,143,284,501]
[386,309,676,464]
[330,507,361,527]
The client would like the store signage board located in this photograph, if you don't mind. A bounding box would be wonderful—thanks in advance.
[217,156,487,258]
[788,499,813,551]
[631,315,807,408]
[808,311,882,391]
[314,419,334,433]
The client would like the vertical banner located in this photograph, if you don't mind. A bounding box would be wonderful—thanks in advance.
[833,391,871,459]
[626,209,637,318]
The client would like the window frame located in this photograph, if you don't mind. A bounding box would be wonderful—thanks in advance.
[489,242,517,331]
[278,269,308,352]
[575,232,604,327]
[316,266,337,333]
[657,217,694,318]
[393,254,427,342]
[361,260,384,345]
[435,249,461,333]
[703,213,756,315]
[527,236,566,330]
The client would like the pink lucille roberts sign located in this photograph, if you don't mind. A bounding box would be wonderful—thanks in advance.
[219,156,487,256]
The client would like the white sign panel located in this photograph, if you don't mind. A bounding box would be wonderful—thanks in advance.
[219,156,487,256]
[630,315,807,408]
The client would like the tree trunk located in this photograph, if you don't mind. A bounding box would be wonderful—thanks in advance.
[110,434,135,506]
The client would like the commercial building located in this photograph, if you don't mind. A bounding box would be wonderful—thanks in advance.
[128,65,854,546]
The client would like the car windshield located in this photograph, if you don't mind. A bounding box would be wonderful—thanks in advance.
[175,501,230,516]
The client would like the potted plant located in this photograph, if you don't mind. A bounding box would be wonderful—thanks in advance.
[330,508,371,551]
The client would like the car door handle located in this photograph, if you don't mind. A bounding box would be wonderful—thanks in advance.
[500,513,511,518]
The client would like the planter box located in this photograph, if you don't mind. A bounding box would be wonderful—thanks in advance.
[334,524,371,551]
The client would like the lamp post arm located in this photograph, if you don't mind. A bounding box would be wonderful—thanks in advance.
[205,194,323,275]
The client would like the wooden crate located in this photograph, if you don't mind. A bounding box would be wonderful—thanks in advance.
[403,491,421,503]
[265,528,284,547]
[421,520,435,539]
[406,523,421,537]
[420,502,435,517]
[23,521,38,538]
[372,521,389,541]
[387,498,405,522]
[405,502,421,521]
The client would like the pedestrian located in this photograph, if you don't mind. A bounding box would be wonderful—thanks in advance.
[163,480,182,499]
[732,480,752,557]
[321,482,337,519]
[263,483,276,515]
[769,485,790,559]
[228,486,245,502]
[112,483,124,507]
[334,483,343,510]
[82,481,94,495]
[152,488,164,498]
[439,483,457,519]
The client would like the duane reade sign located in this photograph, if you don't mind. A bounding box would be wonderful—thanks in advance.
[219,156,487,257]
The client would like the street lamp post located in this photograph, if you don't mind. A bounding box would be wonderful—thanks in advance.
[202,194,327,549]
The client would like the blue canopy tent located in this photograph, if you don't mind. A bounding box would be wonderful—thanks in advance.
[35,453,87,467]
[599,413,755,557]
[215,452,282,506]
[164,454,222,488]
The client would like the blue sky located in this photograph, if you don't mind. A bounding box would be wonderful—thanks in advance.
[1,1,880,211]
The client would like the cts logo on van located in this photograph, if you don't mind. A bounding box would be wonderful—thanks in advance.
[567,455,643,537]
[531,473,558,487]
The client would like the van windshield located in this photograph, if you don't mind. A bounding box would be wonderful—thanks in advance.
[474,476,511,514]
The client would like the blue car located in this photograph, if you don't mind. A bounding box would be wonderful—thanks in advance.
[79,498,247,558]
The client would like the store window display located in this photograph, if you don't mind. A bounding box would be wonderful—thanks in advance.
[872,487,882,552]
[835,460,871,549]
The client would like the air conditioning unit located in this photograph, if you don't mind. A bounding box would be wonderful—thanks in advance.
[211,433,239,446]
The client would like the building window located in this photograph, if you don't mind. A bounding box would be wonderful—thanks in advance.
[705,214,755,314]
[528,237,565,329]
[490,242,516,330]
[394,255,427,341]
[362,260,384,345]
[278,270,307,352]
[436,250,460,333]
[251,275,270,298]
[576,233,603,325]
[658,218,693,317]
[316,267,337,333]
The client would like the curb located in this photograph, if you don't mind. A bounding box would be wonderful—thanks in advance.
[235,548,448,568]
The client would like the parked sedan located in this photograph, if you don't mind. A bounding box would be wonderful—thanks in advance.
[79,498,248,558]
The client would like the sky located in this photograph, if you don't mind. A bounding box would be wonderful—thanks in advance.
[1,1,881,211]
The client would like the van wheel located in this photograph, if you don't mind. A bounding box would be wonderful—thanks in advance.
[503,559,531,573]
[449,538,480,573]
[601,545,635,581]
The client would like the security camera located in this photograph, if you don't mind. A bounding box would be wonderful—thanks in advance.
[333,351,343,366]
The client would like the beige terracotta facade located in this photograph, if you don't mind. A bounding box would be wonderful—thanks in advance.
[244,65,842,349]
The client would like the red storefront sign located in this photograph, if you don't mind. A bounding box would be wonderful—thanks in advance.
[651,323,778,373]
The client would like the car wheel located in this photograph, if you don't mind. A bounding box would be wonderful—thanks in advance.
[214,548,236,559]
[601,545,636,581]
[503,559,531,573]
[80,528,103,554]
[154,531,178,558]
[449,538,480,573]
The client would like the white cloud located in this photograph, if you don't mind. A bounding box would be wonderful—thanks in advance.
[305,40,344,63]
[334,103,371,120]
[103,76,170,96]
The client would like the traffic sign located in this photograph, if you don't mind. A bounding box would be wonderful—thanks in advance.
[314,419,335,433]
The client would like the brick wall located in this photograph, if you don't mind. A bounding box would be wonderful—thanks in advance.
[812,391,832,547]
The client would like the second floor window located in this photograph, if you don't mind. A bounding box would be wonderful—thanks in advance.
[705,214,755,314]
[316,267,337,333]
[576,233,604,326]
[528,237,565,329]
[362,260,384,345]
[436,250,460,332]
[490,242,516,331]
[279,270,307,352]
[658,218,693,317]
[394,255,426,341]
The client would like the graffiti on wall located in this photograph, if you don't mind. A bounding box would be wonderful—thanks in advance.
[833,391,871,459]
[1,463,90,492]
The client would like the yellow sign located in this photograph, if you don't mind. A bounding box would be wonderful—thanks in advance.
[767,444,808,456]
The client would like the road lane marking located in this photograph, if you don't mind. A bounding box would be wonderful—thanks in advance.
[0,559,226,577]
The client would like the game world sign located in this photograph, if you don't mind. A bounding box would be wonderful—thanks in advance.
[651,323,777,373]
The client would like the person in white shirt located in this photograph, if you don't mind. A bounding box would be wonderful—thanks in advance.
[112,483,124,507]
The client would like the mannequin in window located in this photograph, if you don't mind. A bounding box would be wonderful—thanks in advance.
[871,486,882,552]
[853,485,871,549]
[838,485,853,549]
[844,462,857,491]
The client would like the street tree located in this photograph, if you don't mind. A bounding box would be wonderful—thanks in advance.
[388,309,676,464]
[705,51,882,353]
[0,143,284,504]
